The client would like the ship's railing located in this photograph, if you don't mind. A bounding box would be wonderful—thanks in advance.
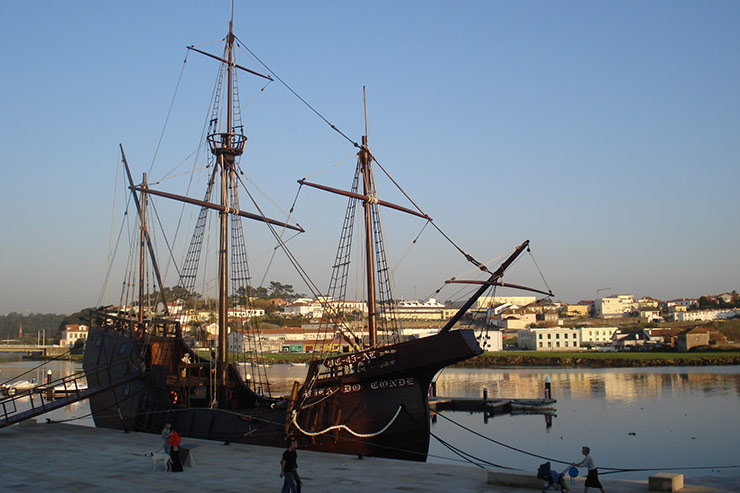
[91,310,182,339]
[312,347,399,381]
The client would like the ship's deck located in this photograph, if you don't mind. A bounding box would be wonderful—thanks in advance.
[0,421,731,492]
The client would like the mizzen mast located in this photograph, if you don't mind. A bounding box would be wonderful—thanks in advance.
[359,134,378,346]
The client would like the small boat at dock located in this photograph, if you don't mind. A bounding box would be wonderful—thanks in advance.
[52,383,89,399]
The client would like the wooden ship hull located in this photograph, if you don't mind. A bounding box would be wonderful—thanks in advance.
[82,312,482,460]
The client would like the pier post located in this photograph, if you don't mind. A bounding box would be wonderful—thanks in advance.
[544,376,552,399]
[46,370,53,400]
[483,388,488,400]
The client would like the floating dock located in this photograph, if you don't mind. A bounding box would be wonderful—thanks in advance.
[0,421,731,492]
[430,397,556,416]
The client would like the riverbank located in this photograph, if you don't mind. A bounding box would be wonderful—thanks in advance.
[0,422,731,492]
[455,350,740,368]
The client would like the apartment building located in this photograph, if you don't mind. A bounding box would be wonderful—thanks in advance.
[517,327,581,351]
[594,294,637,318]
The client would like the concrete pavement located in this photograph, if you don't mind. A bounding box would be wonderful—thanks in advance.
[0,421,735,492]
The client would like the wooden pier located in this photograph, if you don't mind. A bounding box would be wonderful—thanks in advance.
[429,397,556,416]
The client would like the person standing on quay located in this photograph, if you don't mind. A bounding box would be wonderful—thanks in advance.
[161,422,172,454]
[280,436,299,493]
[574,446,604,492]
[167,425,183,472]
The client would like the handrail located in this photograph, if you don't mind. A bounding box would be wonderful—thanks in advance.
[0,356,136,429]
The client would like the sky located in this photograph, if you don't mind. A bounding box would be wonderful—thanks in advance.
[1,1,739,315]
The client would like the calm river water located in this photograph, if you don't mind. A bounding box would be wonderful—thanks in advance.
[2,355,738,487]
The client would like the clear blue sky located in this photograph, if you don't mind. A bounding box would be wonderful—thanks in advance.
[1,1,738,315]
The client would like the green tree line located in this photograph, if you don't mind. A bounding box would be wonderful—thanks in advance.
[0,309,95,343]
[0,312,66,341]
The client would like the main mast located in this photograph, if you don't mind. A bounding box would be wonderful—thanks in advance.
[208,17,245,409]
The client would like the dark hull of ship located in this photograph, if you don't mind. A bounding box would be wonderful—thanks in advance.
[82,322,481,461]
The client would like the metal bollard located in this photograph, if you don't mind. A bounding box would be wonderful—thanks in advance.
[483,388,488,400]
[544,376,552,399]
[46,369,53,400]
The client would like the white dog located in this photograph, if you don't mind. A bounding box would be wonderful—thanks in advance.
[145,451,172,472]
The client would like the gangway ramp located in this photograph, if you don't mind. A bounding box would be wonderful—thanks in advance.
[0,369,137,429]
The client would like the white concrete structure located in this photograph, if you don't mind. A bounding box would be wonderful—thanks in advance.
[472,296,536,310]
[517,327,581,350]
[487,305,536,329]
[478,330,503,351]
[228,306,266,318]
[673,309,739,322]
[595,294,637,318]
[665,298,698,308]
[383,298,456,321]
[578,327,618,346]
[228,329,246,353]
[284,299,368,319]
[60,325,88,347]
[637,297,660,309]
[283,301,323,318]
[638,308,662,322]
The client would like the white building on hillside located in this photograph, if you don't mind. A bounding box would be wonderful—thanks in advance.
[578,327,618,346]
[228,306,266,318]
[385,298,456,321]
[283,301,323,318]
[666,298,698,309]
[479,330,503,351]
[60,325,88,347]
[673,309,739,322]
[517,327,581,351]
[471,296,536,311]
[595,294,637,318]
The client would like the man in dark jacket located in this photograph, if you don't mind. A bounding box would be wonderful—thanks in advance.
[280,436,300,493]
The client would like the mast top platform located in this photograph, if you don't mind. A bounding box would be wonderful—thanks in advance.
[208,132,247,157]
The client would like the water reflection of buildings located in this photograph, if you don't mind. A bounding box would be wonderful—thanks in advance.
[435,369,740,403]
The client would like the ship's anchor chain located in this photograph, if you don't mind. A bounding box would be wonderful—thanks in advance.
[290,405,403,438]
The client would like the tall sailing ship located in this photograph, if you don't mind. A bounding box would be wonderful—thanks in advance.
[82,12,551,461]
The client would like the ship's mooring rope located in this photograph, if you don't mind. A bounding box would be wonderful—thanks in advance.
[290,404,403,438]
[432,409,740,475]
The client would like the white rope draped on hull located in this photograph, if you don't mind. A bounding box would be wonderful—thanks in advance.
[290,404,403,438]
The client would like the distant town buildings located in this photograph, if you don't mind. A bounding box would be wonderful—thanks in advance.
[68,290,735,354]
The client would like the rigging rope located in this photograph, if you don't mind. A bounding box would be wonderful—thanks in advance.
[431,431,516,470]
[0,350,72,386]
[148,51,190,177]
[233,34,358,148]
[528,247,553,296]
